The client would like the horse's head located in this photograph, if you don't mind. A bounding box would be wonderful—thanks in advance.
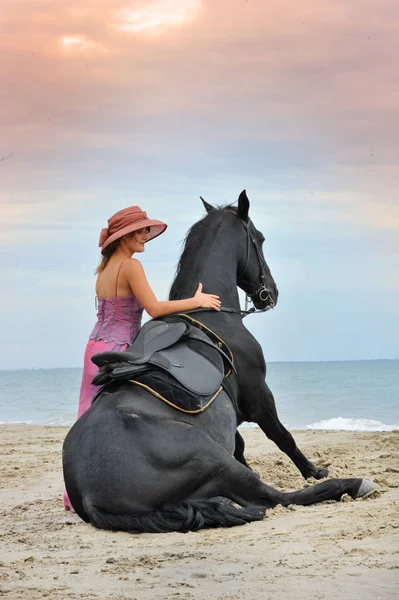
[202,190,279,311]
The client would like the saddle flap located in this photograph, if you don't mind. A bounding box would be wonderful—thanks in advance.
[187,329,236,373]
[154,341,224,396]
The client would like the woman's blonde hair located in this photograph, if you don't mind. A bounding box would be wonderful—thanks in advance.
[94,239,121,274]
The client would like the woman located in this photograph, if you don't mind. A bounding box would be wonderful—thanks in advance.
[64,205,221,510]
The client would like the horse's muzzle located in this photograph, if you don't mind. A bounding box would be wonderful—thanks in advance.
[252,284,278,310]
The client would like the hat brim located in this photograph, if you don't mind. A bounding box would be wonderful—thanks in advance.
[101,218,167,253]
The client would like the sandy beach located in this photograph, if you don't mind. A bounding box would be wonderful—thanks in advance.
[1,425,398,600]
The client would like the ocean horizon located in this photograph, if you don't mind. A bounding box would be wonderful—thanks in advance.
[1,359,398,432]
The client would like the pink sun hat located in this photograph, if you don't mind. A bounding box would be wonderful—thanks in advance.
[99,206,167,253]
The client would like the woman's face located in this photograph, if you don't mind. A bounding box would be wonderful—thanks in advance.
[126,226,150,253]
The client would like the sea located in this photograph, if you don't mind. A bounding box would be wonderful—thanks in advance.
[0,360,398,431]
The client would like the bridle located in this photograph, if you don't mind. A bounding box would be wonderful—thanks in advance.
[234,218,275,317]
[174,211,276,320]
[185,219,275,319]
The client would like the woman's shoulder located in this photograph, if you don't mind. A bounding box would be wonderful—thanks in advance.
[121,258,147,284]
[123,257,143,270]
[123,257,143,269]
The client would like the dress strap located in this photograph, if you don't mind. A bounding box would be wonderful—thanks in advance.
[115,259,128,297]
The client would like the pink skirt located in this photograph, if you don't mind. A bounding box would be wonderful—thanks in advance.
[64,338,129,511]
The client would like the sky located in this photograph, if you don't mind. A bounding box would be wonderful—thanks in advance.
[1,0,398,369]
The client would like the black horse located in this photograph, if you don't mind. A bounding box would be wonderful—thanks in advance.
[63,191,377,532]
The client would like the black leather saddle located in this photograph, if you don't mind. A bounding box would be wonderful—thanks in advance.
[91,318,234,396]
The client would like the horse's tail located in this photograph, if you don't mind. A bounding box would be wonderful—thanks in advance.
[88,497,265,533]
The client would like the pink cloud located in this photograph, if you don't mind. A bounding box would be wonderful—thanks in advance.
[1,0,397,228]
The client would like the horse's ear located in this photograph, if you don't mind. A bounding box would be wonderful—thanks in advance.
[237,190,250,222]
[200,196,215,213]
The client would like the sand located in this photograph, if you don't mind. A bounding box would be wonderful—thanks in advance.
[1,425,398,600]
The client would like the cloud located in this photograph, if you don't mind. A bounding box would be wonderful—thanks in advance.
[113,0,202,33]
[2,1,397,145]
[59,35,108,54]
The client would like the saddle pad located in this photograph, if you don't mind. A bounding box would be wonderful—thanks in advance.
[130,370,223,414]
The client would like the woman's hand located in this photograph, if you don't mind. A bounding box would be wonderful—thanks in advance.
[194,283,221,311]
[123,260,222,318]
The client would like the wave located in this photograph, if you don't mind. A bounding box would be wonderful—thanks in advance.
[1,417,398,432]
[0,418,73,426]
[306,416,399,432]
[0,420,38,425]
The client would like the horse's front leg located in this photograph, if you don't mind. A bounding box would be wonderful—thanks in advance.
[242,380,329,480]
[234,430,261,478]
[190,433,377,508]
[234,430,252,468]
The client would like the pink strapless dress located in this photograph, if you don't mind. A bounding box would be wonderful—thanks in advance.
[64,295,143,510]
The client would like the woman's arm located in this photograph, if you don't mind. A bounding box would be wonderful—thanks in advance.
[124,259,221,318]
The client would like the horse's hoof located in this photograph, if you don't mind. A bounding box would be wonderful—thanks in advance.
[314,467,329,480]
[305,467,329,480]
[355,479,380,499]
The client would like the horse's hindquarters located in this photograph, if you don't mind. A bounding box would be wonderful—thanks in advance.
[62,391,268,532]
[62,387,236,519]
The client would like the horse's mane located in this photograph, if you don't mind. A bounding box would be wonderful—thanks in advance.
[170,204,237,298]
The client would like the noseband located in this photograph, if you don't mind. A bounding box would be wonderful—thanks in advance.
[236,219,275,315]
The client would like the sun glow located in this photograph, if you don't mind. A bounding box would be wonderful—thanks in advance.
[114,0,201,33]
[60,35,96,52]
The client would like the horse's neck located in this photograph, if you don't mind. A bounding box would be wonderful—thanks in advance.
[170,226,241,310]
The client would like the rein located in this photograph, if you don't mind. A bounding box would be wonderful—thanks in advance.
[221,304,272,318]
[178,304,272,319]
